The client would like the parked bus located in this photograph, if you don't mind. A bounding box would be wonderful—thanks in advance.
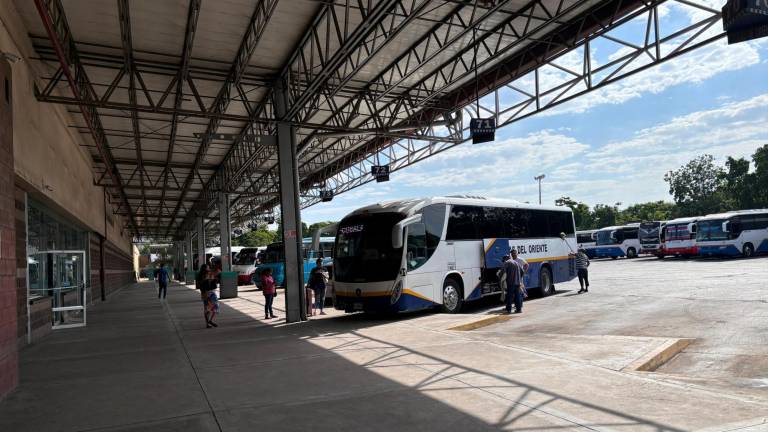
[253,237,335,287]
[696,209,768,257]
[659,217,699,258]
[231,246,267,285]
[639,221,665,255]
[333,196,577,314]
[592,224,641,259]
[576,230,597,258]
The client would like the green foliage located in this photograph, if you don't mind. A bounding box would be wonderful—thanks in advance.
[617,201,676,225]
[232,223,277,247]
[751,145,768,207]
[663,154,725,217]
[592,204,620,228]
[307,221,336,237]
[555,196,592,229]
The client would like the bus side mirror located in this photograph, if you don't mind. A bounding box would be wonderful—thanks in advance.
[392,214,423,248]
[722,221,729,233]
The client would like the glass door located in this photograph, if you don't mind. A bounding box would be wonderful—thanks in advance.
[29,250,87,329]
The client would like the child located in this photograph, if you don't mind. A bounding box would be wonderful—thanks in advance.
[260,268,277,319]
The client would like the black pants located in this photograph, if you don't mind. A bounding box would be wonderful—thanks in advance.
[158,282,167,299]
[505,284,522,312]
[577,269,589,289]
[264,294,275,317]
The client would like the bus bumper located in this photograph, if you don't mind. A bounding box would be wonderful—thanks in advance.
[334,291,435,313]
[661,246,698,256]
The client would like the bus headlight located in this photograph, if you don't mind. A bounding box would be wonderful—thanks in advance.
[390,280,403,305]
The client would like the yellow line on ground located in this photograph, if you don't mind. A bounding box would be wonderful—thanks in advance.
[447,314,514,331]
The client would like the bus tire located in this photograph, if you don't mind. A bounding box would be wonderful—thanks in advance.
[742,243,754,258]
[539,267,554,297]
[441,277,463,314]
[611,256,618,260]
[626,247,637,259]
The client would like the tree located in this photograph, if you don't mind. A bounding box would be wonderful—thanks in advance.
[751,144,768,207]
[617,201,676,224]
[592,204,619,228]
[307,221,336,237]
[555,196,593,229]
[718,156,753,210]
[664,154,725,217]
[232,223,277,247]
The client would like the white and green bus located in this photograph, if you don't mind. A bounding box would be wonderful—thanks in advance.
[333,196,577,314]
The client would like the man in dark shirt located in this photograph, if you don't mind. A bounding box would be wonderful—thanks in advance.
[502,256,523,314]
[157,264,169,300]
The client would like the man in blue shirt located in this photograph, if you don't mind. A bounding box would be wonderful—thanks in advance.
[157,264,169,300]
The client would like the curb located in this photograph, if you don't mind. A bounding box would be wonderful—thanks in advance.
[623,338,695,372]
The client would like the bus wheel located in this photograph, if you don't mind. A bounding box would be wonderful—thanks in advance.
[611,256,618,260]
[539,267,554,297]
[742,243,754,258]
[441,278,463,314]
[626,247,637,259]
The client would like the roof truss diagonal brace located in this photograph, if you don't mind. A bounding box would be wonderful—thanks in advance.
[33,0,139,235]
[166,0,280,236]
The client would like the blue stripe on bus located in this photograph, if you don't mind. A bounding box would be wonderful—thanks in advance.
[757,239,768,254]
[697,245,741,257]
[593,246,624,258]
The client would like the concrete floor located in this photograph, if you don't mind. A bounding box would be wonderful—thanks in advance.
[0,256,767,431]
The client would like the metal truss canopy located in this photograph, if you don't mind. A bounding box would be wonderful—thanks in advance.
[21,0,726,241]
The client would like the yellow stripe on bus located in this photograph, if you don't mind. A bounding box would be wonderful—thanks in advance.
[484,238,497,253]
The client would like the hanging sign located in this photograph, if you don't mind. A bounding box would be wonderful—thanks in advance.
[722,0,768,44]
[371,165,390,182]
[319,190,334,202]
[470,118,496,144]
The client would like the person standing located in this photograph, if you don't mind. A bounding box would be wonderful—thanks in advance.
[571,246,591,293]
[502,253,524,314]
[260,268,277,319]
[309,258,328,316]
[510,248,529,298]
[197,264,219,328]
[156,263,169,300]
[497,255,510,304]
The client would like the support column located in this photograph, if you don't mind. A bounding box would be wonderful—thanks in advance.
[218,193,237,298]
[185,232,194,283]
[218,193,232,272]
[275,79,305,323]
[197,216,206,271]
[0,59,17,400]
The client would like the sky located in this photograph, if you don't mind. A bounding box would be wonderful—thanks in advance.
[302,0,768,225]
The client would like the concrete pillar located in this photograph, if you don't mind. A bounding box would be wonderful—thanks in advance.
[0,59,17,400]
[185,232,194,283]
[218,193,231,272]
[197,216,206,270]
[275,79,306,323]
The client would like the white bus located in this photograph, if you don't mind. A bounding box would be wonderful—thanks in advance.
[638,221,665,255]
[576,230,597,258]
[659,217,699,258]
[592,224,641,259]
[696,209,768,258]
[231,246,267,285]
[333,196,577,314]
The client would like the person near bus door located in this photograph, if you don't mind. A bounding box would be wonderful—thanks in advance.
[570,246,590,293]
[510,248,529,298]
[502,254,524,314]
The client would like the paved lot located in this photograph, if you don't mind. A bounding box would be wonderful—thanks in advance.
[0,256,766,431]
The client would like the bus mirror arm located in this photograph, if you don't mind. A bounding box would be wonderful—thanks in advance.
[311,223,339,251]
[722,221,729,233]
[392,214,423,249]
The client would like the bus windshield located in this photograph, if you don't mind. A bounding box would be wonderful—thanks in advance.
[697,219,728,241]
[639,222,660,243]
[233,249,258,265]
[595,230,617,245]
[335,212,405,283]
[262,244,284,263]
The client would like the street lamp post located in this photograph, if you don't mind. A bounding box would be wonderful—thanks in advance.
[534,174,546,204]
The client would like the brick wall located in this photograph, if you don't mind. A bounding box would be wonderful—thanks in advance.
[0,60,18,400]
[89,234,134,304]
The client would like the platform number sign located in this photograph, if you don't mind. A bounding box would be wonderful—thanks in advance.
[319,190,334,202]
[722,0,768,44]
[371,165,390,182]
[470,118,496,144]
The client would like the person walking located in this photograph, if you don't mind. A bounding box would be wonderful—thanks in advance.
[156,263,169,300]
[571,246,591,293]
[308,258,328,316]
[197,264,219,328]
[260,268,278,320]
[502,253,524,314]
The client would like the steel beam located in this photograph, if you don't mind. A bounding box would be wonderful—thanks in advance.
[166,0,280,237]
[33,0,138,235]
